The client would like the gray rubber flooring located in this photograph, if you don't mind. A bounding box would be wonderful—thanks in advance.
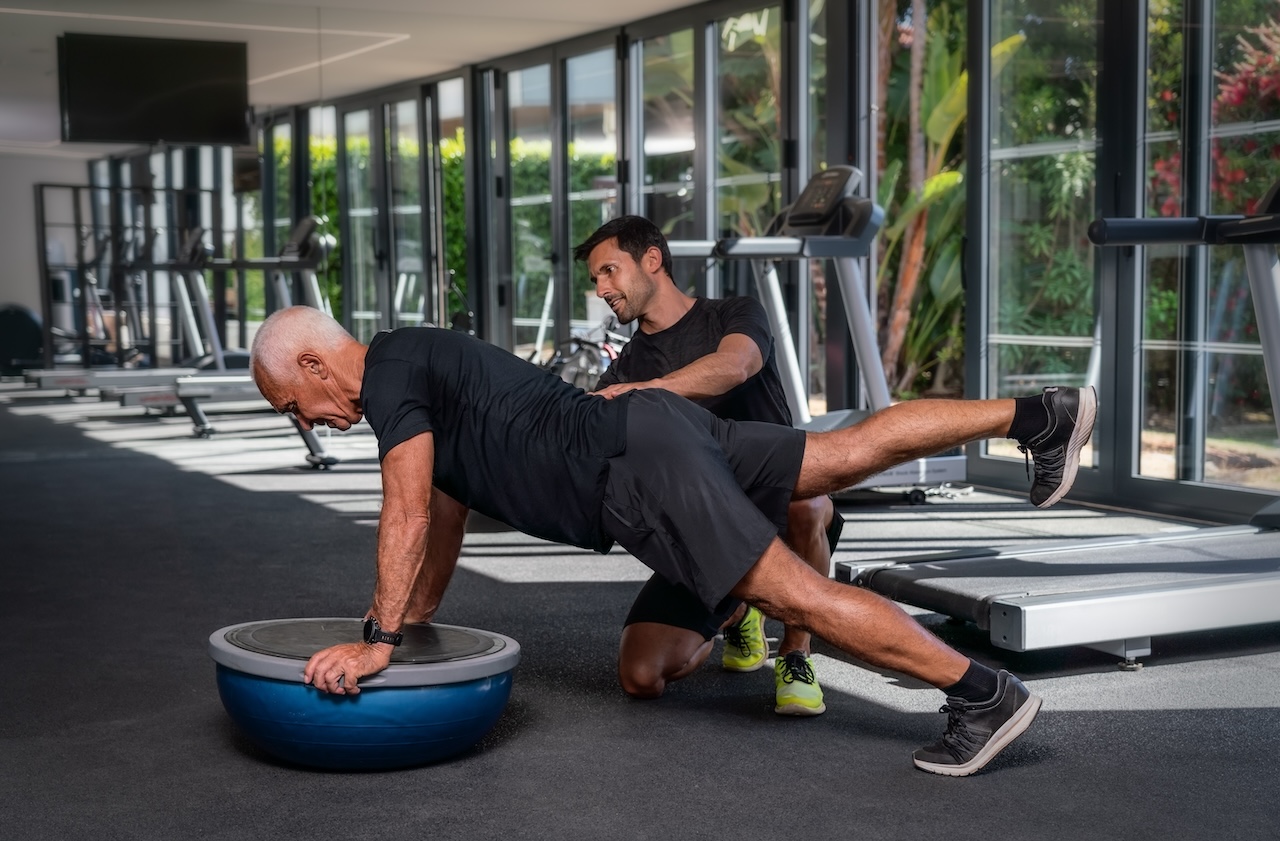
[2,382,1278,840]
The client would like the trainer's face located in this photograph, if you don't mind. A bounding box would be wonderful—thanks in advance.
[588,239,658,325]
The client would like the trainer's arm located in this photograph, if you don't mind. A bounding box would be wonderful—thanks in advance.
[303,431,436,694]
[595,333,763,400]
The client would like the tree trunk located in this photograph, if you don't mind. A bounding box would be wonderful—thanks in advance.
[876,0,898,177]
[882,210,928,382]
[881,0,928,387]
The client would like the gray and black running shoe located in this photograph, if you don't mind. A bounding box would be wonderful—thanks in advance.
[1018,386,1098,508]
[913,670,1042,777]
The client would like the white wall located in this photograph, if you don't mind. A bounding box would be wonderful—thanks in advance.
[0,152,90,313]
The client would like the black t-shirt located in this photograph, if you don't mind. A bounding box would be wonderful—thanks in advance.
[360,327,628,552]
[596,296,792,425]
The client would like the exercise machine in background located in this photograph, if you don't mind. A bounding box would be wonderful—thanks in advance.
[670,165,966,500]
[124,219,338,468]
[836,179,1280,668]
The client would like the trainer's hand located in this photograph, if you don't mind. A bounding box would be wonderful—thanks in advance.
[594,380,655,399]
[303,642,393,695]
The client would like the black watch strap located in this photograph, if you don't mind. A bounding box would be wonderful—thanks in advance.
[363,616,403,646]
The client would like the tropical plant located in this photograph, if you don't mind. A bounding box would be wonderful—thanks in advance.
[876,2,1024,395]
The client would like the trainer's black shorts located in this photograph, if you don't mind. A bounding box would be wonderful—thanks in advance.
[624,499,847,640]
[602,389,807,614]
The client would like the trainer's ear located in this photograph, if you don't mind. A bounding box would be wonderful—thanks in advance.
[297,351,328,378]
[642,245,664,274]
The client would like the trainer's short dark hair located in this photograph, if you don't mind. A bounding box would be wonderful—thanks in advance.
[573,215,673,280]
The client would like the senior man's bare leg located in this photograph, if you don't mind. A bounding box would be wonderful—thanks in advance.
[731,536,1042,776]
[795,387,1097,511]
[794,398,1015,500]
[731,537,968,685]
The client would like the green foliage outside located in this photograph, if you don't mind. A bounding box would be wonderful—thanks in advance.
[972,3,1096,394]
[244,132,342,321]
[1145,0,1280,425]
[507,138,617,328]
[716,9,784,240]
[879,0,976,396]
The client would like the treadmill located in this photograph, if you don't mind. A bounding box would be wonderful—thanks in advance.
[835,181,1280,667]
[669,166,966,494]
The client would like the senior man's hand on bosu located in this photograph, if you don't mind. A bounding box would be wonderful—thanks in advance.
[303,642,393,694]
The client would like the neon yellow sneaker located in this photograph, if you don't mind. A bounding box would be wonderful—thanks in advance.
[774,650,826,716]
[721,606,767,672]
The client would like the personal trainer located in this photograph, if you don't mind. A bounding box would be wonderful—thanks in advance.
[578,215,839,716]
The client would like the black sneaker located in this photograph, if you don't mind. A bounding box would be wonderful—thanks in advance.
[1017,386,1098,508]
[913,670,1042,777]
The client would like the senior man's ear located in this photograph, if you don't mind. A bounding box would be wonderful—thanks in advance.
[297,351,329,378]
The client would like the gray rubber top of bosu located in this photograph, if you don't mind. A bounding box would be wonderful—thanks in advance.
[207,619,521,687]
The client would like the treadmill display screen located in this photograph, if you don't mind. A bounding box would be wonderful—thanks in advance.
[789,168,857,226]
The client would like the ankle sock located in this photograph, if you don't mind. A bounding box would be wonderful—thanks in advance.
[1007,392,1050,443]
[943,660,1001,704]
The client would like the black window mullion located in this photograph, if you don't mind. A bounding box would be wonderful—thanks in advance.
[550,54,570,350]
[1098,0,1147,501]
[1176,0,1213,483]
[334,109,353,333]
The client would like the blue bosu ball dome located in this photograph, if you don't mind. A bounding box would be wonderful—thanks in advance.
[209,619,520,770]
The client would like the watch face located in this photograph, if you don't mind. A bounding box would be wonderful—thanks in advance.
[363,617,376,643]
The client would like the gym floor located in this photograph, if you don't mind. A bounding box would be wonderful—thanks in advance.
[3,384,1278,840]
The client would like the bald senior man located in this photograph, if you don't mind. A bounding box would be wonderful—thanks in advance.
[249,305,1096,776]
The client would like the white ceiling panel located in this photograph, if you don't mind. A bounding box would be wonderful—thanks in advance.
[0,0,692,158]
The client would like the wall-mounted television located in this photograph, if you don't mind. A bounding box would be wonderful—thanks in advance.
[58,33,251,145]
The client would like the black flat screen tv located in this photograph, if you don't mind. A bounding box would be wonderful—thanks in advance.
[58,33,250,145]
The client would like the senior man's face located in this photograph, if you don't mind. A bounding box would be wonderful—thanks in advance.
[265,365,362,432]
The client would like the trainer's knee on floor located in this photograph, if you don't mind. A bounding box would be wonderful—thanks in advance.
[618,660,667,699]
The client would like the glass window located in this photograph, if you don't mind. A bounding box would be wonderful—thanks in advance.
[639,30,696,241]
[508,64,555,362]
[309,106,340,319]
[241,129,267,344]
[438,77,469,328]
[807,0,829,415]
[985,1,1099,471]
[387,99,425,327]
[344,108,380,343]
[1203,5,1280,489]
[271,122,293,250]
[566,48,618,331]
[1143,1,1280,490]
[1141,0,1186,481]
[716,8,783,240]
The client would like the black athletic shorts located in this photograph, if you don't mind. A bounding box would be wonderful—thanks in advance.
[601,389,807,615]
[624,503,847,639]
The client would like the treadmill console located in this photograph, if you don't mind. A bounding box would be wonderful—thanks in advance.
[787,166,861,227]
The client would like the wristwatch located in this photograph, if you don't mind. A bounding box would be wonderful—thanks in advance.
[362,615,403,646]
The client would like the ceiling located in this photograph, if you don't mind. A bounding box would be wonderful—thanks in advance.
[0,0,692,158]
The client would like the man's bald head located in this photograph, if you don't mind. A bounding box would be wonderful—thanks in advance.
[250,305,355,391]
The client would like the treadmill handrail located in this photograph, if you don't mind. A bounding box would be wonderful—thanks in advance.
[1088,215,1245,246]
[712,235,877,259]
[666,240,717,259]
[714,237,806,258]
